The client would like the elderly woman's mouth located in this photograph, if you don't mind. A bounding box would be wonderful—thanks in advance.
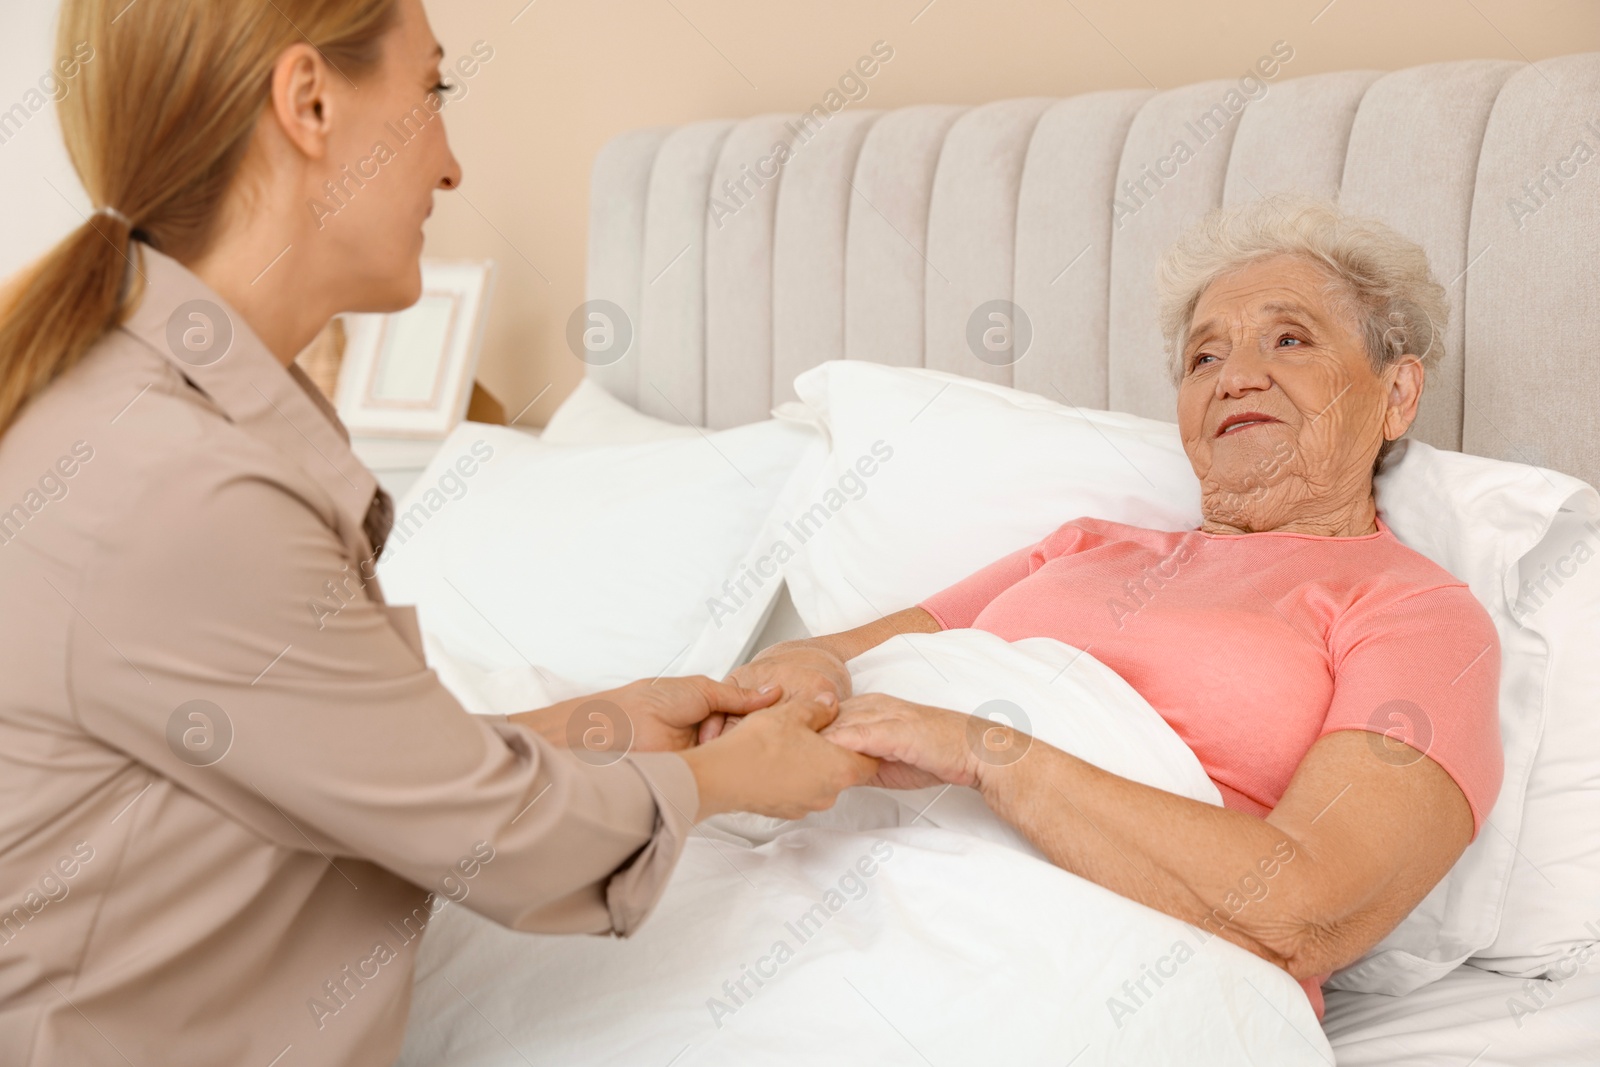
[1215,412,1282,437]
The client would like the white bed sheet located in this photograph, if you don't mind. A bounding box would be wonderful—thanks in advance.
[398,631,1333,1066]
[1324,961,1600,1066]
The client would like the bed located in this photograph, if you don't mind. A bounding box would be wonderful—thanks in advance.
[394,52,1600,1065]
[1322,964,1600,1065]
[580,49,1600,1065]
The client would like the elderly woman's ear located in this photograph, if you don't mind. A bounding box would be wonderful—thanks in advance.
[1379,352,1426,448]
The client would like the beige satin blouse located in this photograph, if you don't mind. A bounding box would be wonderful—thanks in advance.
[0,245,698,1066]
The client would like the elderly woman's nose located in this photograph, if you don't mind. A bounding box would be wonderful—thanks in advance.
[1214,340,1273,396]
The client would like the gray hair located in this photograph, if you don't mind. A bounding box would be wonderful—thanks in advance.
[1156,195,1449,393]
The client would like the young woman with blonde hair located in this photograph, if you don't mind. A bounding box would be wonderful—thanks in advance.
[0,2,873,1062]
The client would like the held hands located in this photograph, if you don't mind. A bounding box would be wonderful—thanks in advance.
[700,643,854,743]
[524,668,992,814]
[525,669,878,822]
[682,693,880,820]
[537,658,991,818]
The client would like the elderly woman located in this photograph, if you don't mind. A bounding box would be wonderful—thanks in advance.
[720,196,1504,1020]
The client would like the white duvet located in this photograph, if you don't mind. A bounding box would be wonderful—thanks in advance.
[400,631,1333,1066]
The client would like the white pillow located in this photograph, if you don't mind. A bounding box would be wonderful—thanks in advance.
[782,361,1202,634]
[778,360,1576,997]
[1324,440,1591,995]
[539,377,700,445]
[376,418,821,700]
[1469,485,1600,978]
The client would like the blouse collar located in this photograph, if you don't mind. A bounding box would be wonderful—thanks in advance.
[117,242,383,556]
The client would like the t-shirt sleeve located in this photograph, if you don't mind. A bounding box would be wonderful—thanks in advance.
[919,521,1092,630]
[1319,585,1503,840]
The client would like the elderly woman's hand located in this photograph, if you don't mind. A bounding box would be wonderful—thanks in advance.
[822,693,984,791]
[701,643,853,743]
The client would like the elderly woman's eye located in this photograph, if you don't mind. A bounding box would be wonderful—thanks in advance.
[1277,334,1302,347]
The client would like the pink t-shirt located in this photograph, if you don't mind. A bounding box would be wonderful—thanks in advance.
[919,515,1503,1019]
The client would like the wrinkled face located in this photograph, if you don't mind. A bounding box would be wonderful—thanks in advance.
[311,0,462,311]
[1175,254,1414,532]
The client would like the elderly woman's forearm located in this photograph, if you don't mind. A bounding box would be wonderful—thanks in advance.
[761,606,941,665]
[976,742,1343,979]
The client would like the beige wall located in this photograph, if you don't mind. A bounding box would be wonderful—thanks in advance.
[419,0,1598,427]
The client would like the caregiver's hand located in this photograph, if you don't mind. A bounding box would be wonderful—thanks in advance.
[603,675,786,752]
[700,642,853,743]
[823,694,988,791]
[513,676,781,755]
[680,695,880,820]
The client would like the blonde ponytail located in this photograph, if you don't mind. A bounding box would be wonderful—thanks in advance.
[0,0,397,437]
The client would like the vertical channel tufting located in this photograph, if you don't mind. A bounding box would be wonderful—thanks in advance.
[636,120,736,426]
[843,105,966,370]
[1013,90,1154,408]
[1463,54,1600,488]
[922,99,1056,387]
[1338,59,1520,452]
[1108,80,1250,420]
[1222,70,1379,207]
[586,56,1600,494]
[704,116,796,428]
[585,126,671,409]
[771,110,883,407]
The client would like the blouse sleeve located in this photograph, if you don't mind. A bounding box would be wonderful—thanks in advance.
[68,450,696,937]
[1319,584,1504,840]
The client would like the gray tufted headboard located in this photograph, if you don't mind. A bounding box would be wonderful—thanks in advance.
[585,54,1600,490]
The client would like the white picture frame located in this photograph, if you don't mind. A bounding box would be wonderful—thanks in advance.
[335,258,496,438]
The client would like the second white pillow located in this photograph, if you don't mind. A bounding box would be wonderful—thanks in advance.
[377,418,820,696]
